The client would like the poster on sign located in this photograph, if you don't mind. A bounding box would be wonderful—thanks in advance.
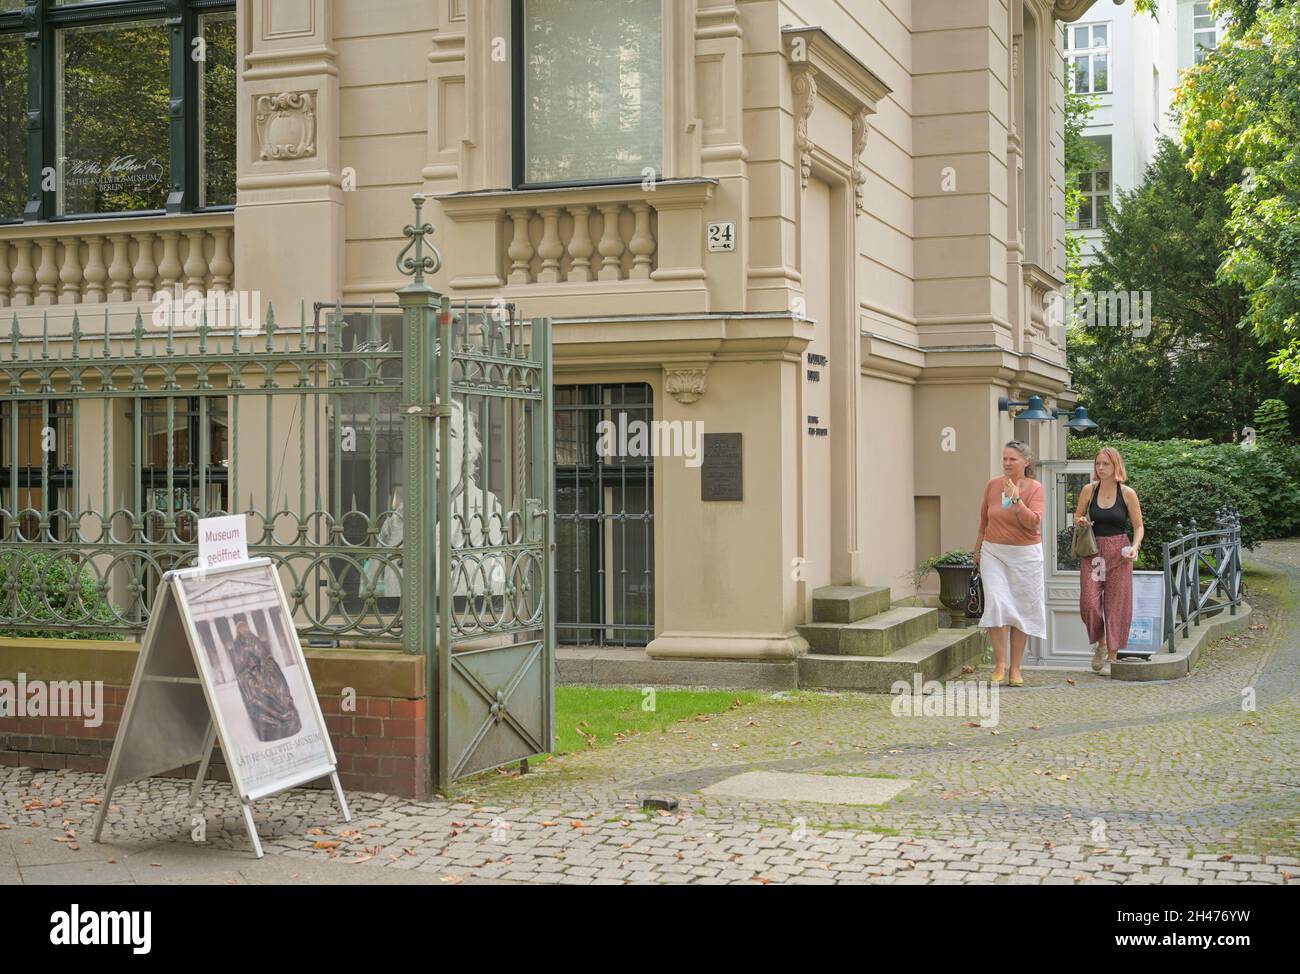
[91,558,348,858]
[174,561,334,799]
[1125,571,1166,656]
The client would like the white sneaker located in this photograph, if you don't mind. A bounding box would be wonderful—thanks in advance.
[1090,643,1106,672]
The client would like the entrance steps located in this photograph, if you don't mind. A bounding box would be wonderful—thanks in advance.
[796,584,985,691]
[553,584,986,692]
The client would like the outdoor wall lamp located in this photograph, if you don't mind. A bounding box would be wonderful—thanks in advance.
[1054,405,1099,431]
[998,395,1055,422]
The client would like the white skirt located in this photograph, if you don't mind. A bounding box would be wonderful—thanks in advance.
[979,541,1046,638]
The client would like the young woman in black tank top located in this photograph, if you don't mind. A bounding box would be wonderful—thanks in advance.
[1072,448,1146,675]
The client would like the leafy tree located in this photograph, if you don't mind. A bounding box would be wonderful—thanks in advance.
[1253,398,1292,443]
[1067,138,1300,439]
[1175,1,1300,382]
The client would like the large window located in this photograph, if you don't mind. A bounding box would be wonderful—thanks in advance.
[514,0,662,186]
[1075,168,1111,229]
[1193,1,1217,64]
[1066,22,1110,94]
[0,0,235,222]
[554,384,654,648]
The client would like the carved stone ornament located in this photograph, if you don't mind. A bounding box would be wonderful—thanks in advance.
[851,109,870,213]
[791,62,818,191]
[1053,0,1124,23]
[664,367,708,405]
[255,91,317,161]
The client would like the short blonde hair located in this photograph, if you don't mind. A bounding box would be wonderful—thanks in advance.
[1094,446,1128,483]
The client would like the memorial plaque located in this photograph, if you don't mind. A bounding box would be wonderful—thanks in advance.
[702,432,743,501]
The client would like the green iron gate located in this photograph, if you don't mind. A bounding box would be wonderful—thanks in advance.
[397,196,555,788]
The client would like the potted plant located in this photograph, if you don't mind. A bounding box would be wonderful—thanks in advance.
[909,550,976,613]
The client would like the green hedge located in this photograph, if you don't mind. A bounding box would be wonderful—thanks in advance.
[1067,436,1300,556]
[0,552,125,640]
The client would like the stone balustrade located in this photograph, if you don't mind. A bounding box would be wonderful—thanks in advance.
[0,213,234,308]
[436,179,717,314]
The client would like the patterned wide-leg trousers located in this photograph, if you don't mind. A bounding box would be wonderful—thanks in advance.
[1079,534,1133,650]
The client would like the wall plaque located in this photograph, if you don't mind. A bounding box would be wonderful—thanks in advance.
[702,432,742,501]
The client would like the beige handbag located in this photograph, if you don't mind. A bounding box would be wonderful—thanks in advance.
[1072,484,1099,558]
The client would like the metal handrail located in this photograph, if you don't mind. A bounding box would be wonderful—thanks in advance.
[1162,514,1243,652]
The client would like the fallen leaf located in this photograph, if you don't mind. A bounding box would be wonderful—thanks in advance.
[540,821,558,827]
[570,820,585,829]
[961,665,974,674]
[51,798,64,808]
[306,827,325,836]
[989,729,1001,736]
[1056,774,1071,781]
[440,874,464,884]
[754,875,773,885]
[1043,841,1055,850]
[1029,724,1041,731]
[1217,854,1233,862]
[23,800,43,811]
[1066,677,1077,686]
[348,855,375,865]
[313,840,343,851]
[962,721,981,728]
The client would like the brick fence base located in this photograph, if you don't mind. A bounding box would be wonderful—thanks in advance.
[0,639,429,797]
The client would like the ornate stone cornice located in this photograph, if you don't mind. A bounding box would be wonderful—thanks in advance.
[783,27,891,198]
[1053,0,1125,23]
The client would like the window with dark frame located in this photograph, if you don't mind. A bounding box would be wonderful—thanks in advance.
[137,395,229,544]
[513,0,663,188]
[0,0,235,224]
[0,398,73,541]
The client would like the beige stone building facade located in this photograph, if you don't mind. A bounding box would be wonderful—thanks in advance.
[0,0,1125,668]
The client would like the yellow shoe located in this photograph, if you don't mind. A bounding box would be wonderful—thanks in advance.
[1008,674,1024,687]
[990,669,1006,685]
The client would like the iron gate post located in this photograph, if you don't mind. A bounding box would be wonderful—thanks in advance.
[395,194,444,793]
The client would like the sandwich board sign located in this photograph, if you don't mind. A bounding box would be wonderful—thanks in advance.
[92,557,349,857]
[1123,570,1167,658]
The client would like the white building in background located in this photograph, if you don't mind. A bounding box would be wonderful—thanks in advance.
[1069,0,1224,262]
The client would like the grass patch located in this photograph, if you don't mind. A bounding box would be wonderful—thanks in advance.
[554,686,761,755]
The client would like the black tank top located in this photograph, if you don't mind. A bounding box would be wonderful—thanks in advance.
[1089,483,1129,538]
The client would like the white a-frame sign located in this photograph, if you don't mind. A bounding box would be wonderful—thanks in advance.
[92,558,350,858]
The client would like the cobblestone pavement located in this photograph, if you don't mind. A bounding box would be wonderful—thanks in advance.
[2,541,1298,885]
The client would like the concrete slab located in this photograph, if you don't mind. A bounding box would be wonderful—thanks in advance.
[700,771,913,806]
[21,859,136,884]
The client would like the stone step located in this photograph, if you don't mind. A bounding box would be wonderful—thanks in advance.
[797,606,939,657]
[810,585,892,624]
[797,627,986,692]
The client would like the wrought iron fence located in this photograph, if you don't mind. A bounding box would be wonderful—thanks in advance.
[0,303,405,642]
[1162,515,1243,653]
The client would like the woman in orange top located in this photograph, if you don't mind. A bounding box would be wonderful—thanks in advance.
[973,441,1046,686]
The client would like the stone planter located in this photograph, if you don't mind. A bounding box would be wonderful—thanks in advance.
[935,563,975,614]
